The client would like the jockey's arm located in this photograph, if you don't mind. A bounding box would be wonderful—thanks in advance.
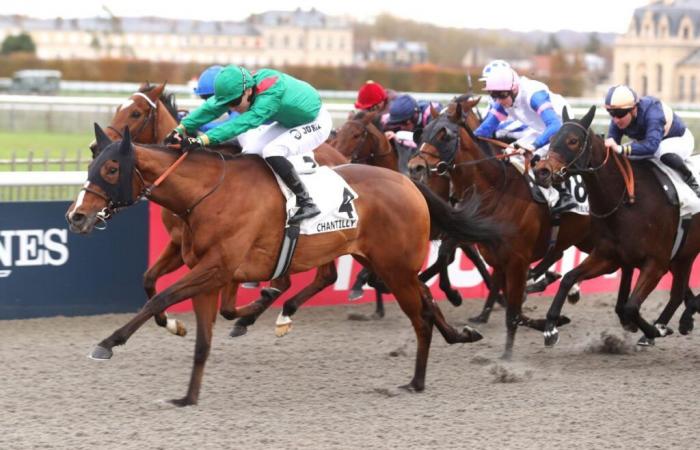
[530,91,562,149]
[180,97,228,136]
[475,104,507,138]
[202,94,281,146]
[629,117,665,157]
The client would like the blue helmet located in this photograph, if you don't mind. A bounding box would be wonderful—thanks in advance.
[194,65,224,98]
[387,94,419,125]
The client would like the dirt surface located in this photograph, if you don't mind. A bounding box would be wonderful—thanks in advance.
[1,291,699,449]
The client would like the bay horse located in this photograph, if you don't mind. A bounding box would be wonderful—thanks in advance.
[100,82,347,339]
[66,125,504,405]
[408,99,594,358]
[533,106,700,346]
[333,110,495,311]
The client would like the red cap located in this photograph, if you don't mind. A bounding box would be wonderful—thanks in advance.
[355,81,388,110]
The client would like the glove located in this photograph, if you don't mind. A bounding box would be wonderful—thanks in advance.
[164,127,184,146]
[181,136,204,152]
[514,142,535,154]
[530,154,541,165]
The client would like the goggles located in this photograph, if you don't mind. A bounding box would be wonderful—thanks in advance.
[607,108,632,119]
[489,90,512,100]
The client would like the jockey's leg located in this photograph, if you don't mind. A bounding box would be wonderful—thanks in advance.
[551,182,577,214]
[660,153,700,197]
[264,155,320,224]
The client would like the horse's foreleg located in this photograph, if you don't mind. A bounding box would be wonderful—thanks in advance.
[614,266,633,329]
[144,240,187,336]
[275,262,339,335]
[90,263,223,360]
[544,255,619,347]
[170,289,218,407]
[219,281,240,320]
[502,263,528,360]
[229,276,291,337]
[418,239,457,283]
[419,283,482,344]
[468,269,504,324]
[462,244,493,291]
[678,286,696,335]
[348,267,371,301]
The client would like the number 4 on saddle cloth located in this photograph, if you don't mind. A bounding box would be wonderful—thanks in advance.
[266,154,360,279]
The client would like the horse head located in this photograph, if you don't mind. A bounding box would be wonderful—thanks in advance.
[534,105,596,188]
[68,124,143,234]
[454,94,482,131]
[407,106,463,183]
[90,82,177,156]
[334,111,400,170]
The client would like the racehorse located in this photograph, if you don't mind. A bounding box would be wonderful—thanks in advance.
[66,124,504,405]
[100,82,347,338]
[333,110,495,311]
[533,106,700,346]
[408,99,594,358]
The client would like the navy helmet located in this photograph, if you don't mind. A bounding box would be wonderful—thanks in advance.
[387,94,419,125]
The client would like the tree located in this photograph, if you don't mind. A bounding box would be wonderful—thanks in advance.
[585,32,601,53]
[1,33,36,55]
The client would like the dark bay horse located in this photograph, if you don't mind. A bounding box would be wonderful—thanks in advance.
[333,110,495,309]
[408,100,594,358]
[66,125,504,405]
[101,82,347,339]
[534,106,700,346]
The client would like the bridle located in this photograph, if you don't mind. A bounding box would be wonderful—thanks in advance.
[108,92,159,144]
[345,120,393,164]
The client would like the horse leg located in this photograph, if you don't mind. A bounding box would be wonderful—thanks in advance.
[623,263,671,343]
[543,255,619,347]
[275,262,338,336]
[348,267,371,301]
[638,261,690,346]
[218,281,240,320]
[501,262,529,360]
[614,266,634,329]
[419,283,483,344]
[462,244,493,291]
[90,262,223,360]
[144,240,187,336]
[170,289,218,407]
[678,286,696,335]
[229,276,291,338]
[418,239,456,284]
[468,269,504,324]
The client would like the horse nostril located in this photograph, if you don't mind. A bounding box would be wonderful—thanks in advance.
[71,212,85,225]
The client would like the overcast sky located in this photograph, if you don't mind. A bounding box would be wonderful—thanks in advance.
[3,0,649,33]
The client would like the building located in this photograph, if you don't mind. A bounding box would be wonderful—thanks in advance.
[368,40,428,67]
[613,0,700,102]
[0,9,353,67]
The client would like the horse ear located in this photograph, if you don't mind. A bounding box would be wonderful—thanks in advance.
[467,96,481,109]
[148,83,166,102]
[562,106,571,123]
[430,103,439,119]
[120,127,132,154]
[579,105,596,130]
[93,122,112,154]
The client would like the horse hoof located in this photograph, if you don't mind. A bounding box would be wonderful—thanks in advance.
[348,289,364,301]
[446,291,463,307]
[655,324,674,338]
[567,291,581,304]
[637,336,655,347]
[398,382,424,393]
[679,319,694,335]
[622,323,639,333]
[168,397,196,407]
[275,323,292,337]
[500,351,513,361]
[89,345,113,360]
[468,313,489,324]
[166,318,187,337]
[371,312,385,320]
[543,328,559,347]
[229,325,248,338]
[462,325,483,342]
[557,315,572,327]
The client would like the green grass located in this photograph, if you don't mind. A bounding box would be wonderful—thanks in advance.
[0,131,92,171]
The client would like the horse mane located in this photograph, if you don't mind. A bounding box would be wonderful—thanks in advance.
[139,83,179,121]
[139,143,244,162]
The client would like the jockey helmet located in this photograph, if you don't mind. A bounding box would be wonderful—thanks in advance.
[604,85,638,110]
[387,94,419,125]
[213,65,254,107]
[193,65,223,98]
[484,66,519,93]
[479,59,511,81]
[355,80,388,110]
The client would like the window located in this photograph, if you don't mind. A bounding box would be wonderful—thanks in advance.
[679,75,686,101]
[692,76,697,102]
[641,75,648,96]
[683,26,690,39]
[656,64,663,93]
[624,63,630,86]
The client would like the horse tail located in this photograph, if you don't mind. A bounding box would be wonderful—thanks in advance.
[412,180,506,247]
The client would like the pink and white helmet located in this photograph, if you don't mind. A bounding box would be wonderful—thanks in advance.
[479,59,511,81]
[484,66,519,92]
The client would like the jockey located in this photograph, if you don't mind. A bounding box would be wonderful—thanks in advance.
[192,65,239,132]
[385,94,443,147]
[479,60,530,142]
[165,65,332,224]
[475,66,576,213]
[604,85,700,197]
[353,80,392,130]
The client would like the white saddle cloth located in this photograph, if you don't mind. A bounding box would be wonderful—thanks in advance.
[272,154,360,235]
[652,155,700,218]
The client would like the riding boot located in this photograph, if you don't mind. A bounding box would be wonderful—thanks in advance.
[660,153,700,197]
[551,182,577,214]
[265,156,321,224]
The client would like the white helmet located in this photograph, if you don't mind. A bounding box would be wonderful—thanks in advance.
[479,59,511,81]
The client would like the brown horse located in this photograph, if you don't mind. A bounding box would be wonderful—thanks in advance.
[66,124,503,405]
[533,106,700,346]
[100,82,347,339]
[333,110,495,309]
[408,99,594,358]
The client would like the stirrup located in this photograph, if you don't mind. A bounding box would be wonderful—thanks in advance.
[289,204,320,224]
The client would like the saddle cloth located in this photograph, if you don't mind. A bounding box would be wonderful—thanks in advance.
[650,155,700,218]
[509,156,589,216]
[272,154,360,235]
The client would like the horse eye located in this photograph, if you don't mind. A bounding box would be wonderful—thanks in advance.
[569,138,579,146]
[109,167,118,175]
[130,111,141,118]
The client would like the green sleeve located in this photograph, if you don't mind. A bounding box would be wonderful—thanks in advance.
[204,91,282,145]
[180,97,228,134]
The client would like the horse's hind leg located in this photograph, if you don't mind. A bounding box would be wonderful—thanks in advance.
[218,281,240,320]
[469,269,504,324]
[229,276,291,337]
[418,283,483,343]
[276,262,338,336]
[170,289,218,407]
[622,263,667,341]
[144,240,187,337]
[638,260,691,345]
